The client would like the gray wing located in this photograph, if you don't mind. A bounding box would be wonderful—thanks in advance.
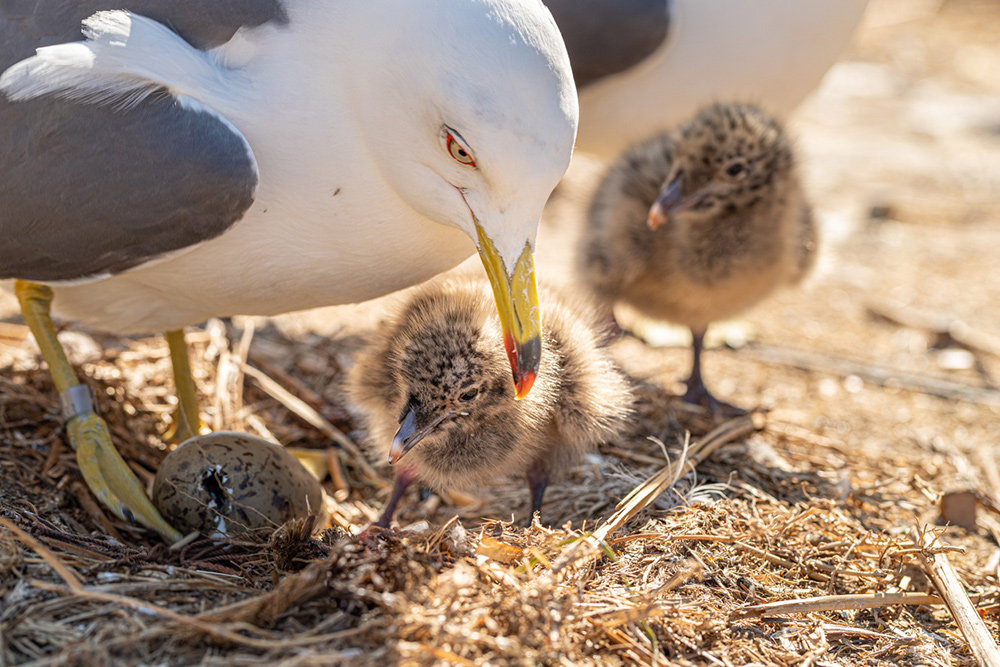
[542,0,669,88]
[0,0,287,282]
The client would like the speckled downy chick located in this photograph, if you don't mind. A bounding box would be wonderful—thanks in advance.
[348,277,631,526]
[580,102,816,412]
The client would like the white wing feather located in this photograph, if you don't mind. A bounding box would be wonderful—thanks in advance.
[0,11,230,110]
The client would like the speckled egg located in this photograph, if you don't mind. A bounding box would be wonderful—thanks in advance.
[152,432,324,537]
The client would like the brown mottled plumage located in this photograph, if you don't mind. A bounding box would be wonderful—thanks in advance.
[348,277,631,526]
[580,102,816,413]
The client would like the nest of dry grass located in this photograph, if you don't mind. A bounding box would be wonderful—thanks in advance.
[7,2,1000,663]
[1,315,998,667]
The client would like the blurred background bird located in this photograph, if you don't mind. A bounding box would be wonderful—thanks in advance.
[542,0,869,157]
[347,277,631,527]
[0,0,578,542]
[579,102,815,414]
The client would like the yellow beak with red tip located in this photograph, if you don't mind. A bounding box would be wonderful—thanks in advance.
[475,222,541,399]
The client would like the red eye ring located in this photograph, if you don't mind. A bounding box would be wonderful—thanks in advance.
[447,133,476,167]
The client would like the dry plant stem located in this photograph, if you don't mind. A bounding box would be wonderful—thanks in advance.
[817,623,896,640]
[30,580,363,650]
[232,321,255,420]
[210,322,234,432]
[241,362,379,482]
[866,295,1000,359]
[553,413,761,573]
[41,437,62,476]
[327,448,351,502]
[194,558,330,626]
[0,320,30,343]
[69,480,123,542]
[603,626,656,664]
[609,533,886,582]
[733,540,895,581]
[247,349,326,407]
[0,517,83,590]
[730,541,830,583]
[210,320,255,432]
[919,533,1000,667]
[743,343,1000,407]
[737,591,943,617]
[427,647,477,667]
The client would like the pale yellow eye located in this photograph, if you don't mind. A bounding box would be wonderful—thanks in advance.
[447,134,476,166]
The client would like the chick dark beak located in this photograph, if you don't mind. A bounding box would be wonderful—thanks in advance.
[647,175,684,230]
[388,408,455,465]
[389,410,420,465]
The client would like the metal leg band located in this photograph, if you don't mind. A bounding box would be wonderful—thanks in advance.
[60,384,96,421]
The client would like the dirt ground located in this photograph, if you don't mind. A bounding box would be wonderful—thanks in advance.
[2,0,1000,665]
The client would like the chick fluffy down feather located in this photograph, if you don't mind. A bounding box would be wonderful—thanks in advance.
[346,276,632,491]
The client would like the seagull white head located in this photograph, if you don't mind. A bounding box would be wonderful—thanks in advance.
[342,0,579,398]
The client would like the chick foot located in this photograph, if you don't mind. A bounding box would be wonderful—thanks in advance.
[680,377,746,417]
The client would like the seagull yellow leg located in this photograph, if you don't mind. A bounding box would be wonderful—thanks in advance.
[15,281,182,544]
[164,329,203,443]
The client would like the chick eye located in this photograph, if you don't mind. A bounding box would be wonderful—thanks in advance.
[459,388,479,402]
[447,133,476,167]
[724,161,747,179]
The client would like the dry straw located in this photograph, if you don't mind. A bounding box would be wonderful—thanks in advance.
[1,320,998,665]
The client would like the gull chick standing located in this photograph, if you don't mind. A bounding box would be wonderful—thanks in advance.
[579,102,816,413]
[348,278,631,526]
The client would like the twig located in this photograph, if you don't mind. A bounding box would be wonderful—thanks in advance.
[551,413,761,573]
[208,319,233,432]
[247,349,325,407]
[0,321,30,343]
[0,517,83,590]
[662,625,728,667]
[607,532,891,582]
[867,295,1000,359]
[427,647,477,667]
[69,481,123,542]
[230,320,256,429]
[603,626,656,665]
[241,362,379,482]
[918,529,1000,667]
[736,591,943,617]
[609,532,671,546]
[737,541,895,581]
[743,343,1000,407]
[31,579,363,649]
[730,541,829,583]
[816,623,897,640]
[40,437,62,477]
[194,557,330,626]
[327,448,351,502]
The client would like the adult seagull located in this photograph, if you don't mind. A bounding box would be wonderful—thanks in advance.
[542,0,868,157]
[0,0,578,542]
